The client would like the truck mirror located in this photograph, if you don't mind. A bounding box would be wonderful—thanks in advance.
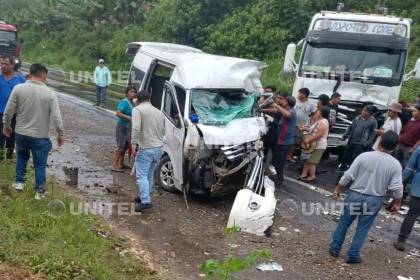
[283,43,296,74]
[414,58,420,80]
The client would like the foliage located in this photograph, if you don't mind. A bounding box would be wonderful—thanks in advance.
[201,249,271,280]
[201,226,271,280]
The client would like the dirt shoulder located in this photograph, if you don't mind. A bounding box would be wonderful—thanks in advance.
[0,262,46,280]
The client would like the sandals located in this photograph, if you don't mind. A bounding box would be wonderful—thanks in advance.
[302,178,316,183]
[111,168,124,173]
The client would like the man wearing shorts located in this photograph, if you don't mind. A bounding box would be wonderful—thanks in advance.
[112,86,136,172]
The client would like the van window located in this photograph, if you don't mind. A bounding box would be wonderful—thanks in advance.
[174,85,186,117]
[163,88,180,125]
[128,66,145,90]
[148,63,174,109]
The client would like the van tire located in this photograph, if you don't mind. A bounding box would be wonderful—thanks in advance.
[156,155,179,193]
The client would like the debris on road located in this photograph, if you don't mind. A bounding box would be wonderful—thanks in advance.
[279,227,287,232]
[398,276,415,280]
[227,177,277,236]
[398,206,410,216]
[90,228,109,239]
[256,262,284,272]
[405,249,420,259]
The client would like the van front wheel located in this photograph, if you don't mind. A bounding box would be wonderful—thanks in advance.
[156,155,178,193]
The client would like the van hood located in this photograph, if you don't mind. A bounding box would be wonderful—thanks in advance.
[197,117,267,146]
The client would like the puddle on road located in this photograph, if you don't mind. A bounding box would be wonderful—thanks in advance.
[48,141,113,201]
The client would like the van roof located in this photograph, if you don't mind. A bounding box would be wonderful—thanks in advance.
[131,42,266,92]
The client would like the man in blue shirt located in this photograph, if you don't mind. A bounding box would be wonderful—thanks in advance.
[394,147,420,251]
[94,58,112,107]
[0,54,25,159]
[112,86,136,172]
[261,92,297,187]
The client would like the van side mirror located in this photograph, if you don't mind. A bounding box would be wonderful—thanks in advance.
[283,43,297,74]
[414,58,420,80]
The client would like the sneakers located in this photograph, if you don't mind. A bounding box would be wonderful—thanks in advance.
[328,249,338,258]
[12,182,25,191]
[393,240,406,252]
[34,191,47,200]
[135,203,153,212]
[346,257,362,264]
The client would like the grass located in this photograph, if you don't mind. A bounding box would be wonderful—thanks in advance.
[0,162,158,280]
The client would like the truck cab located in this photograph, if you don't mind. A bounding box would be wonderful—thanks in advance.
[126,42,268,196]
[283,9,420,148]
[0,21,21,68]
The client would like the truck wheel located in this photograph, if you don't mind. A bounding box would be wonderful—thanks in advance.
[156,155,179,193]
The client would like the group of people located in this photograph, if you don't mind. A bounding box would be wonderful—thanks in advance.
[112,86,166,212]
[260,87,332,185]
[259,86,420,263]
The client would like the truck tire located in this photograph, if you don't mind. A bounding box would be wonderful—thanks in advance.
[156,155,179,193]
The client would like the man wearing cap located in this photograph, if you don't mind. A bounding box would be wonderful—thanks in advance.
[94,58,112,107]
[373,102,402,151]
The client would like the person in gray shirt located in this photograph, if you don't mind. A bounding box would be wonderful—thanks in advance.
[330,131,403,264]
[2,63,64,200]
[131,90,165,212]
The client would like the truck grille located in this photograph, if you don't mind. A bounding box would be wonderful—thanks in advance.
[0,44,16,57]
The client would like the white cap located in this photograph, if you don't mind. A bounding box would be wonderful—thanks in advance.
[98,58,105,63]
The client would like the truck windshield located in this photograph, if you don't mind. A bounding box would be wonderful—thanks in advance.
[191,89,257,126]
[0,30,16,41]
[300,43,406,86]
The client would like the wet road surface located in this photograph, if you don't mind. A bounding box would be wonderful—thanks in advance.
[45,83,420,280]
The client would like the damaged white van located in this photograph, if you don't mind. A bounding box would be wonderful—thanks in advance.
[125,42,268,196]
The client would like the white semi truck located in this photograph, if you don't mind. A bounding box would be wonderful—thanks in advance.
[283,6,420,148]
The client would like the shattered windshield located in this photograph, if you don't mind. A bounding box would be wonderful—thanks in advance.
[191,89,257,126]
[300,43,406,86]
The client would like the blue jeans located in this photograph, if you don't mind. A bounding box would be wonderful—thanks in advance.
[15,134,52,192]
[330,190,383,260]
[135,147,163,204]
[95,86,107,105]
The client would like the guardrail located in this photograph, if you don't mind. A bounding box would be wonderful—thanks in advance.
[20,61,126,96]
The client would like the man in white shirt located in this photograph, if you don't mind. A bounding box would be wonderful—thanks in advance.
[373,102,402,151]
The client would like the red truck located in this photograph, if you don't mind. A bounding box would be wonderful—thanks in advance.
[0,21,21,69]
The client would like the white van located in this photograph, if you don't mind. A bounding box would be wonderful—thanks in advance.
[125,42,268,196]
